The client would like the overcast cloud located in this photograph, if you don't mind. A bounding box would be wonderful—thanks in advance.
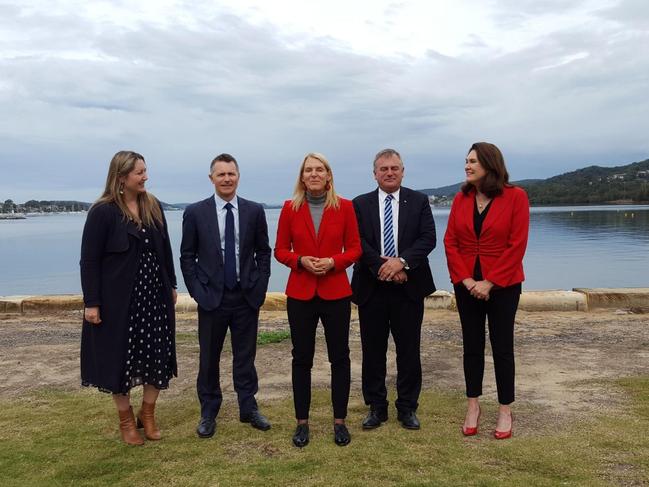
[0,0,647,203]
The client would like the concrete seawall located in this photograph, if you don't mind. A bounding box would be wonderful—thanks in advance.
[1,289,647,314]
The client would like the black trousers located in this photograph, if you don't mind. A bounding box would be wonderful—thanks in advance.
[454,283,521,405]
[358,283,424,413]
[197,286,259,419]
[287,296,351,420]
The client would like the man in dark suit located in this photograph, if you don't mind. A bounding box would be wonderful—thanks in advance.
[352,148,436,430]
[180,153,271,438]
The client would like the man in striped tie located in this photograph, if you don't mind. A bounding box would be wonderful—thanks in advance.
[351,148,437,430]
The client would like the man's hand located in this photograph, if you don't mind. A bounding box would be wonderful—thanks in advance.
[377,256,405,281]
[392,270,408,284]
[84,306,101,325]
[172,289,178,304]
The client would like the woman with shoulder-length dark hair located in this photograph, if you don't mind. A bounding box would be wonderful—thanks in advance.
[80,150,178,445]
[275,152,362,448]
[443,142,529,439]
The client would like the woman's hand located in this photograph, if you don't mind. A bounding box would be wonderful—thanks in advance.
[84,306,102,325]
[470,280,494,300]
[172,289,178,304]
[300,256,323,275]
[315,257,335,274]
[462,278,477,291]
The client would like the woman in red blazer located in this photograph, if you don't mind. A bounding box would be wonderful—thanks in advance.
[275,152,362,448]
[444,142,529,440]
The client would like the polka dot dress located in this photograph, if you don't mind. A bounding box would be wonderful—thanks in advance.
[120,225,173,394]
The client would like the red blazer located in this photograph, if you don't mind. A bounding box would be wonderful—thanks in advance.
[274,197,362,300]
[444,185,529,287]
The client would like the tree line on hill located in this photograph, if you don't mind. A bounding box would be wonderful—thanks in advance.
[419,158,649,205]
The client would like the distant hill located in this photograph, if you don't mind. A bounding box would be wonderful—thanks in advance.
[419,159,649,204]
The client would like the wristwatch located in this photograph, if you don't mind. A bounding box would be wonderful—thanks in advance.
[398,257,409,270]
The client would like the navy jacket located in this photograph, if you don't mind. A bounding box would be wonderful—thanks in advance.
[180,195,271,310]
[351,186,436,306]
[79,201,177,392]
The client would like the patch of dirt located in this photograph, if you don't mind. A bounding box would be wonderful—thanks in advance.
[1,308,648,429]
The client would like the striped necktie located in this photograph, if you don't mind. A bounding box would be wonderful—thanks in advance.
[383,194,396,257]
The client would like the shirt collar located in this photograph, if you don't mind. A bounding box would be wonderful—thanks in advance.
[214,193,238,210]
[378,187,400,202]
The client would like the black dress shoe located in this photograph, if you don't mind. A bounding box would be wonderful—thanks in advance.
[397,411,421,430]
[292,424,309,448]
[240,410,271,431]
[196,417,216,438]
[334,423,351,446]
[362,409,388,429]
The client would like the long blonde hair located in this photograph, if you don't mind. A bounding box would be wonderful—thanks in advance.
[291,152,340,211]
[94,151,163,228]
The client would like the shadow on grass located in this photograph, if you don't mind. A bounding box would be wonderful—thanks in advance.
[1,377,648,486]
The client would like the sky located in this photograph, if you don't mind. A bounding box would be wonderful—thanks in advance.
[1,0,648,204]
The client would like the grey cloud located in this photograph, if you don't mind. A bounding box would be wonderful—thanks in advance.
[0,1,647,204]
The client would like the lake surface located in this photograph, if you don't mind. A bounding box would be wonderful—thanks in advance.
[1,205,647,296]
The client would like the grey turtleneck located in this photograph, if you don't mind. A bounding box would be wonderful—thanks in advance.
[306,192,326,234]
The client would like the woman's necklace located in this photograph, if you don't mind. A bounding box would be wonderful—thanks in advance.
[476,194,491,210]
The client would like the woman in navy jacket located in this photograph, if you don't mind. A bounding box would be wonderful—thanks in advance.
[80,151,177,445]
[444,142,529,439]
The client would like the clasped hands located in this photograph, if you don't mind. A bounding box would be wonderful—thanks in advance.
[378,256,408,284]
[300,256,335,276]
[462,278,493,300]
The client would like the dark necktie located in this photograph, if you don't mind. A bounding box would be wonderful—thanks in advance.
[383,194,396,257]
[224,202,237,290]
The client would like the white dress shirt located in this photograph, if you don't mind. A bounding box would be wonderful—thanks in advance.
[214,194,240,281]
[378,187,400,256]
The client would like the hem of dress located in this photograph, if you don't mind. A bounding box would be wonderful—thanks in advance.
[81,380,171,396]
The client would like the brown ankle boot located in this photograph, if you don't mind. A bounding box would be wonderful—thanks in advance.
[118,406,144,445]
[136,401,161,440]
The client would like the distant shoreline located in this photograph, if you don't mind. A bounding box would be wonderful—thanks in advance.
[2,200,649,219]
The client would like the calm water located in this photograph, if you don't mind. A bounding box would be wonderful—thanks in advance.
[1,205,647,296]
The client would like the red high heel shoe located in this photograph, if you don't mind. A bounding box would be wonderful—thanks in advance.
[493,412,513,440]
[462,407,481,436]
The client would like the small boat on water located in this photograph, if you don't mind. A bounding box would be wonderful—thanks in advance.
[0,213,27,220]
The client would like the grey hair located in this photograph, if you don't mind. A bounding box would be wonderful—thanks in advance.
[373,148,403,169]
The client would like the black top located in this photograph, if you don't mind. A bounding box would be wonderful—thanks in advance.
[473,198,492,280]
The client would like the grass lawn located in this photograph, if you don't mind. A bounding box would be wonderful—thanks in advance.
[1,377,648,486]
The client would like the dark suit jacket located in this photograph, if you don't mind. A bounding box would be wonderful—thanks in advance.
[274,198,362,300]
[351,186,436,306]
[180,195,271,310]
[444,185,529,287]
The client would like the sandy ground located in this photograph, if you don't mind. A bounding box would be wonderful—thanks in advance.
[1,308,648,426]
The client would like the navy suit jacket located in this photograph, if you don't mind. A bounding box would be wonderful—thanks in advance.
[180,195,271,310]
[351,186,436,306]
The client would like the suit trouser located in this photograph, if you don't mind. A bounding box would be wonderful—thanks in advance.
[197,286,259,419]
[287,296,351,420]
[454,283,521,405]
[359,282,424,413]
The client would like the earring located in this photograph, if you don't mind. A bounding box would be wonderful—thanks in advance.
[119,182,124,195]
